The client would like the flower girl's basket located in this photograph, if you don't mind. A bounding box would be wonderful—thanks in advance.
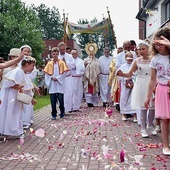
[17,91,33,105]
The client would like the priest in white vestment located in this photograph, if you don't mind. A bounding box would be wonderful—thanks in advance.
[99,47,113,107]
[84,42,101,107]
[71,49,85,111]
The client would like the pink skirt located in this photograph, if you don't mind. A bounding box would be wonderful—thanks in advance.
[155,84,170,119]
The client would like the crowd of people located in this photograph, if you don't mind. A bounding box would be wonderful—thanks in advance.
[116,27,170,155]
[0,27,170,156]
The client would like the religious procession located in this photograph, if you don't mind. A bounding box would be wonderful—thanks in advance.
[0,0,170,170]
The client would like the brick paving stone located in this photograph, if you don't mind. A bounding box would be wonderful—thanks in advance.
[0,103,170,170]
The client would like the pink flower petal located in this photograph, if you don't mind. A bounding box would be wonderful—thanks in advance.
[20,138,24,146]
[120,149,125,162]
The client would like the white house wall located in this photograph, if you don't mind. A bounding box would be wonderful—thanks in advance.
[145,0,169,38]
[146,7,161,37]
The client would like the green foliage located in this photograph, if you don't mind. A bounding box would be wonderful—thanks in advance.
[32,4,63,40]
[0,0,44,63]
[0,0,117,63]
[34,95,50,111]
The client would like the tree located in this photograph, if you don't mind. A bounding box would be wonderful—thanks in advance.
[0,0,44,63]
[32,4,63,40]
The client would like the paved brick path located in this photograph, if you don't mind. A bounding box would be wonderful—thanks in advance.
[0,103,170,170]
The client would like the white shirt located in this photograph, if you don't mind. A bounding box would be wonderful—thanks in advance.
[150,53,170,84]
[58,52,76,76]
[71,57,85,76]
[99,55,113,74]
[45,63,66,94]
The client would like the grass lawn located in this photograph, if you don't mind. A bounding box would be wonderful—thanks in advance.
[33,95,50,111]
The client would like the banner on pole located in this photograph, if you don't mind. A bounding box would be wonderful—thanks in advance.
[66,18,109,35]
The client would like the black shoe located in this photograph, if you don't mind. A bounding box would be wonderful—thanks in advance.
[87,103,94,107]
[68,111,72,113]
[72,110,79,112]
[116,104,120,111]
[126,114,133,118]
[60,113,65,118]
[103,102,107,107]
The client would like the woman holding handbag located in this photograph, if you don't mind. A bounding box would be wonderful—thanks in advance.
[0,56,35,139]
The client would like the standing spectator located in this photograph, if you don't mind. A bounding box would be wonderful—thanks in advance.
[58,42,76,113]
[0,56,35,139]
[0,48,21,86]
[117,42,157,138]
[44,47,69,119]
[144,27,170,155]
[99,47,113,107]
[71,49,85,111]
[117,47,123,54]
[36,65,45,96]
[66,46,72,54]
[84,42,100,107]
[130,40,137,51]
[0,48,21,104]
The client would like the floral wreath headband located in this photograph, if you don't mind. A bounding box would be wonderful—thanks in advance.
[85,42,98,56]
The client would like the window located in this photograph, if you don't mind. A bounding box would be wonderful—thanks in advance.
[165,1,170,20]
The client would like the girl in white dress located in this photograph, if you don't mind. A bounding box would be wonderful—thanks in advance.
[19,45,38,129]
[0,56,35,139]
[117,42,157,138]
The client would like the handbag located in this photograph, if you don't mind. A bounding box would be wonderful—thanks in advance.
[17,91,33,105]
[125,79,134,89]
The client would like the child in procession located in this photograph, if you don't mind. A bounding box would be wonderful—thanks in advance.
[144,27,170,155]
[0,56,36,139]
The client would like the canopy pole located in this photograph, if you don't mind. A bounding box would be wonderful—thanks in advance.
[102,14,108,47]
[107,7,117,48]
[63,9,68,45]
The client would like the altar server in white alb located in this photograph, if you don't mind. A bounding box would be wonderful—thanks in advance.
[118,51,136,121]
[115,40,136,70]
[71,49,85,111]
[99,47,113,107]
[44,47,69,119]
[58,42,76,113]
[0,56,35,139]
